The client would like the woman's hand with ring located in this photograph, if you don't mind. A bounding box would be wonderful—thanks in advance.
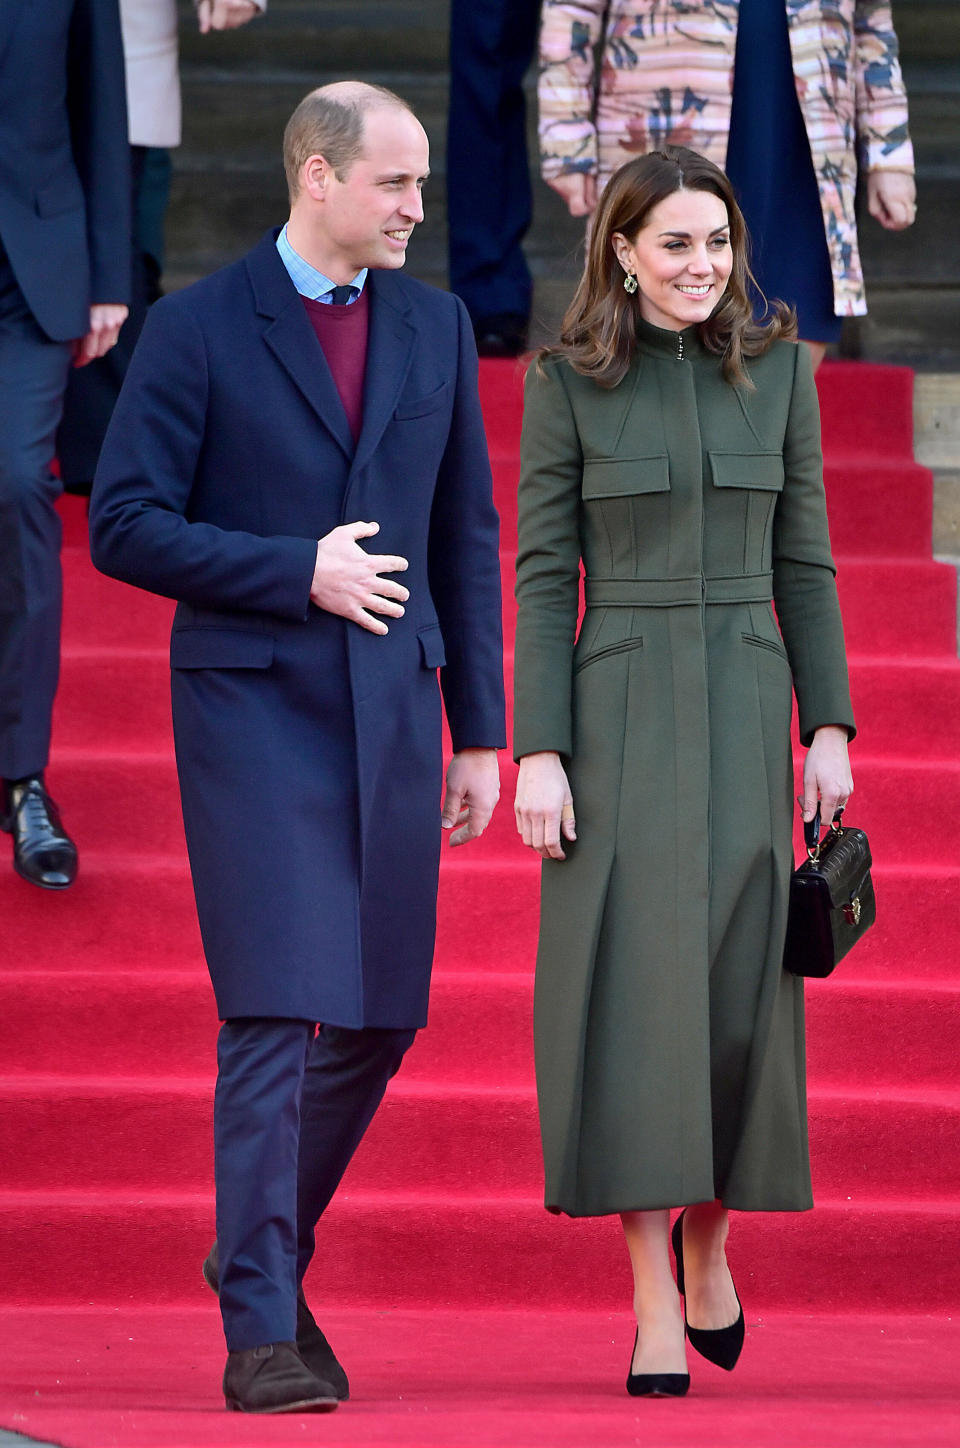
[801,725,854,826]
[515,751,577,859]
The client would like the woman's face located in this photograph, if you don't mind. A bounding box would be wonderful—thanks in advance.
[612,188,733,332]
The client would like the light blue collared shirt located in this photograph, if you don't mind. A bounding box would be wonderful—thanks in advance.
[276,225,367,303]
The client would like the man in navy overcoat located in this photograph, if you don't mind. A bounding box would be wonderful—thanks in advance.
[90,83,505,1414]
[0,0,129,889]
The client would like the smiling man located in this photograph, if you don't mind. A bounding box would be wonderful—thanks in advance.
[89,83,504,1414]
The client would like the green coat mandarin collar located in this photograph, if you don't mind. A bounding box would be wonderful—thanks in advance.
[631,315,705,362]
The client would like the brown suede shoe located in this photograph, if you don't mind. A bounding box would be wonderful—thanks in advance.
[203,1242,350,1400]
[223,1341,339,1413]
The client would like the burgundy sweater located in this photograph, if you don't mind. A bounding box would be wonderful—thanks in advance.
[301,288,370,444]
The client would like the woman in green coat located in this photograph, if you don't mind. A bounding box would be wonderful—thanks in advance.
[513,146,855,1395]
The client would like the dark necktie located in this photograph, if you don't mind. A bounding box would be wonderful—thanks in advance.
[328,285,355,305]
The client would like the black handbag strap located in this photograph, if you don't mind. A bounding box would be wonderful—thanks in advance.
[803,805,845,858]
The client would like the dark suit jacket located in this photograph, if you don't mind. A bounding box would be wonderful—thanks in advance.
[0,0,130,339]
[90,234,505,1027]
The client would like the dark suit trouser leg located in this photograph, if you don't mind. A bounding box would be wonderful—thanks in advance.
[214,1018,415,1351]
[447,0,540,324]
[296,1023,416,1285]
[0,247,72,779]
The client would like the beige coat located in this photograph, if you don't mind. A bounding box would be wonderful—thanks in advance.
[539,1,914,315]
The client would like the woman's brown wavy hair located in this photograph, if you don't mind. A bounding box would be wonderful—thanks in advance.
[541,146,796,389]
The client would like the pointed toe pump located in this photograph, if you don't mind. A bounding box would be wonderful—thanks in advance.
[625,1331,690,1397]
[671,1210,745,1372]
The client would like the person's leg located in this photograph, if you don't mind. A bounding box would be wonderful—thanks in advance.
[296,1024,417,1283]
[675,1200,741,1330]
[803,340,827,374]
[620,1209,688,1375]
[214,1017,314,1351]
[0,247,72,784]
[447,0,539,341]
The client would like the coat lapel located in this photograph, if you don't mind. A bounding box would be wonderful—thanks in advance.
[349,271,416,480]
[246,233,355,463]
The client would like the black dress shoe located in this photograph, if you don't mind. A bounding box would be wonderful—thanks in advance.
[1,776,78,890]
[203,1241,349,1400]
[625,1330,690,1397]
[473,312,529,358]
[671,1209,745,1371]
[223,1341,339,1414]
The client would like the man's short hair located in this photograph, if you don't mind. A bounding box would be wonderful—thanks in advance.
[283,83,415,200]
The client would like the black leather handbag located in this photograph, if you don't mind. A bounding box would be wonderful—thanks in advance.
[783,808,876,978]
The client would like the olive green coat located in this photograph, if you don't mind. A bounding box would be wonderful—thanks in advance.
[514,320,855,1216]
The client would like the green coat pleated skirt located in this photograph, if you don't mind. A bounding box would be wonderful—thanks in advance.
[513,322,855,1217]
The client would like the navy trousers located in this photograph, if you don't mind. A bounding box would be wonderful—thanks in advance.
[214,1017,416,1351]
[447,0,540,325]
[0,243,72,779]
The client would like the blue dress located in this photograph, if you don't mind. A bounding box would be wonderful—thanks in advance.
[725,0,842,343]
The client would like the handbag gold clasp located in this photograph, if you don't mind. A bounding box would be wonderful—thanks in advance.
[843,896,862,926]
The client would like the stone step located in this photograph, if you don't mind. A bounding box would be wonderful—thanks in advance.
[177,0,449,72]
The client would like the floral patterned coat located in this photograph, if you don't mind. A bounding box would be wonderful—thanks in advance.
[539,1,915,315]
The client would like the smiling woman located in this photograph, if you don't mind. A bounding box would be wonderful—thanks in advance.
[513,145,855,1395]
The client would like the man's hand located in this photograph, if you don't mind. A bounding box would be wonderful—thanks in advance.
[442,749,500,847]
[546,172,597,218]
[800,725,853,826]
[310,521,409,634]
[515,750,576,860]
[867,171,916,230]
[197,0,259,32]
[71,304,128,368]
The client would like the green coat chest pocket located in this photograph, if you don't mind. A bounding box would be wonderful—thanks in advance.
[708,452,784,492]
[581,455,670,500]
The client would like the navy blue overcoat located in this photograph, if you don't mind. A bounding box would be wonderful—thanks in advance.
[90,234,506,1026]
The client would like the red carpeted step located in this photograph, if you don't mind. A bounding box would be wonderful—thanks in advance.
[848,659,960,755]
[6,854,955,983]
[822,459,934,558]
[835,558,958,657]
[53,643,960,761]
[3,1307,959,1448]
[38,751,960,865]
[61,551,174,650]
[497,551,959,658]
[492,455,936,561]
[2,971,957,1088]
[478,359,918,458]
[3,1078,958,1201]
[0,1191,956,1310]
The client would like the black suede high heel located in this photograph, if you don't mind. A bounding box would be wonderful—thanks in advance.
[671,1209,745,1372]
[625,1330,690,1397]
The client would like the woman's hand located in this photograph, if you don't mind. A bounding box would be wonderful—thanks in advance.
[546,172,598,218]
[867,171,916,230]
[515,751,576,860]
[800,725,853,826]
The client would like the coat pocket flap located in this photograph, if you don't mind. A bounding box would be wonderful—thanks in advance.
[417,624,446,669]
[394,381,452,420]
[170,628,274,670]
[709,451,785,490]
[581,455,670,499]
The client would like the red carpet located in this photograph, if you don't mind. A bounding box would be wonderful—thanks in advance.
[1,359,958,1444]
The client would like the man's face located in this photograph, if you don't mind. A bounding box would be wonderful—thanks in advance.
[316,108,430,276]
